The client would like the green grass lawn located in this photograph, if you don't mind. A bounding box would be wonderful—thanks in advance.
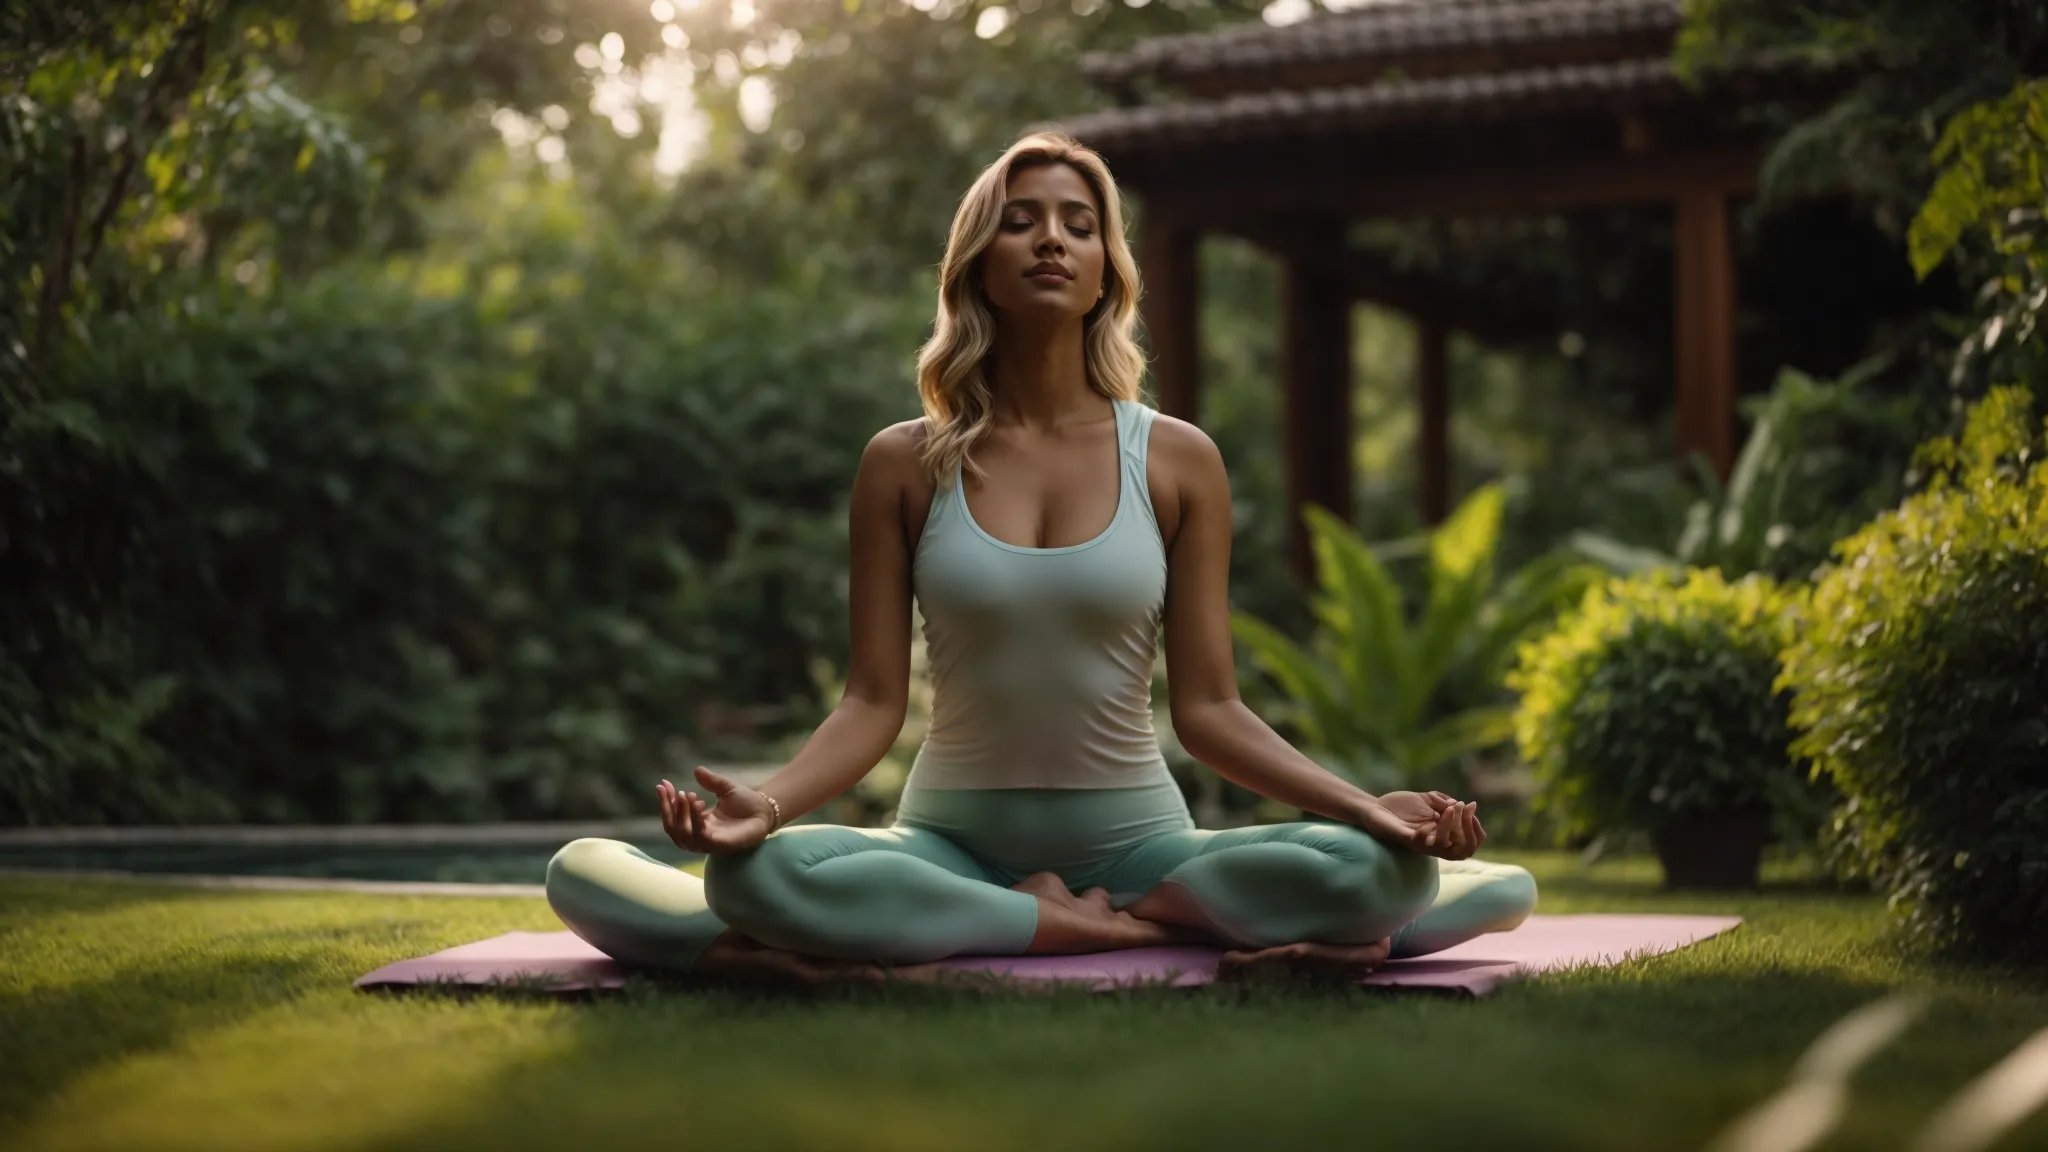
[3,851,2045,1152]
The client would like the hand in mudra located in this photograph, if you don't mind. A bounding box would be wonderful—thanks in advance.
[1357,790,1487,860]
[657,766,774,854]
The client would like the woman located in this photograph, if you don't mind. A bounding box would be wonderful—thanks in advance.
[546,132,1537,984]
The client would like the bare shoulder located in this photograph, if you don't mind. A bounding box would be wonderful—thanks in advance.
[858,418,941,534]
[1146,412,1227,479]
[1141,411,1228,549]
[862,418,929,477]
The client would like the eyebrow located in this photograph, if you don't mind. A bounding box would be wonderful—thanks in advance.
[1002,197,1100,215]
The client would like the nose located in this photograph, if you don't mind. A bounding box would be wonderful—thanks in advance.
[1033,224,1066,256]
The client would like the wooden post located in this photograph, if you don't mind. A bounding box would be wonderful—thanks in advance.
[1417,315,1450,525]
[1674,188,1737,479]
[1281,233,1353,583]
[1138,211,1201,423]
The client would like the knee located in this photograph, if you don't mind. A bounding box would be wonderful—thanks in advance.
[1309,827,1441,924]
[1474,863,1540,930]
[545,837,623,897]
[702,831,815,933]
[543,837,632,933]
[543,837,723,970]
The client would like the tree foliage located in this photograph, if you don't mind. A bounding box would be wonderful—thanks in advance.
[2,0,669,391]
[1908,78,2048,396]
[660,0,1277,293]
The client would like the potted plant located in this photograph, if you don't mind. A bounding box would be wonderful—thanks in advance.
[1508,568,1824,889]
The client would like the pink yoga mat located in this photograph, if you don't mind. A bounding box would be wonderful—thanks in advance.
[354,914,1742,997]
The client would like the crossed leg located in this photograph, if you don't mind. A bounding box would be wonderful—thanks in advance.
[546,824,1537,984]
[545,838,895,984]
[547,827,1182,985]
[1390,857,1539,958]
[1101,823,1538,979]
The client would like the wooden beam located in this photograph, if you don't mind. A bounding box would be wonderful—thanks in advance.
[1139,143,1762,223]
[1619,111,1658,154]
[1138,212,1202,423]
[1674,187,1737,478]
[1215,218,1560,347]
[1418,315,1451,525]
[1232,216,1453,317]
[1281,228,1353,582]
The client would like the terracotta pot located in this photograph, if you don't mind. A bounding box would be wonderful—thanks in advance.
[1651,809,1772,890]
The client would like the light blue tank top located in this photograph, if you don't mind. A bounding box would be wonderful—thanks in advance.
[907,398,1171,790]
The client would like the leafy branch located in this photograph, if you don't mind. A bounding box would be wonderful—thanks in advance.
[16,2,229,392]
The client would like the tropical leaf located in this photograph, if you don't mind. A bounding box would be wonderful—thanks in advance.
[1427,482,1504,584]
[1229,611,1342,750]
[1304,504,1407,720]
[1567,530,1677,575]
[1235,486,1589,788]
[1460,551,1603,696]
[1716,411,1777,545]
[1405,483,1505,726]
[1307,626,1395,752]
[1307,748,1405,794]
[1672,452,1726,563]
[1404,706,1519,781]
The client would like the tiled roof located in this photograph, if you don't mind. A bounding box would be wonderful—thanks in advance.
[1079,0,1685,87]
[1053,53,1827,151]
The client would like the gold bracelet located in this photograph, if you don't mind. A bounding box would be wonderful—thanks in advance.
[761,792,783,833]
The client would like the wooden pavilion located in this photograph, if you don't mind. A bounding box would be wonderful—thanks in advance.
[1047,0,1847,578]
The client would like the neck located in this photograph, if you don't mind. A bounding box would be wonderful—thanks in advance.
[985,317,1097,428]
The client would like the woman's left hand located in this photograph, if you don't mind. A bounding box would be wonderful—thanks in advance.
[657,768,775,855]
[1356,791,1487,860]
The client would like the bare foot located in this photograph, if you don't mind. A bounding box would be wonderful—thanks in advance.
[1009,872,1114,912]
[1008,872,1190,953]
[1123,878,1224,938]
[1215,938,1393,984]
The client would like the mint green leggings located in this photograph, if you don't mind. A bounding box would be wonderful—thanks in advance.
[545,777,1538,971]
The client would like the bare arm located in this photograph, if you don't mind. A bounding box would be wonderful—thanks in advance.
[659,423,919,851]
[1154,418,1481,857]
[754,423,919,815]
[1155,419,1383,826]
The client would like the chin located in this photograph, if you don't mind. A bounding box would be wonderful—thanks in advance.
[994,294,1091,321]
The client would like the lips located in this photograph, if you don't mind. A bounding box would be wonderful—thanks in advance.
[1026,261,1073,280]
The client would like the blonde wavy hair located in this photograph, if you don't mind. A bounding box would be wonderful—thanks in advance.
[914,132,1147,488]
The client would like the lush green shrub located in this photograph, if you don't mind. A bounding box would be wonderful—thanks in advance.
[4,276,493,825]
[1780,385,2048,962]
[1,265,917,826]
[1509,568,1822,842]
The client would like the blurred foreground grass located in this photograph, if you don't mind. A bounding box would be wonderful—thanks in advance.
[3,851,2044,1152]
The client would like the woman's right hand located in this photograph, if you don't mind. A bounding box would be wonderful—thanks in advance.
[1358,790,1486,861]
[658,766,775,855]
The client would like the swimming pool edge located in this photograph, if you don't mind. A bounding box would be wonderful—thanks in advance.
[0,867,546,898]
